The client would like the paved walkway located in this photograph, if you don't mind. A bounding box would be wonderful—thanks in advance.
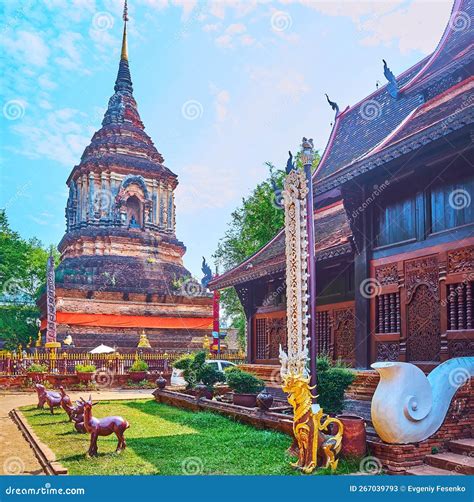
[0,389,152,475]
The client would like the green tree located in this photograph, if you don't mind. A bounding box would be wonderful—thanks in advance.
[0,210,58,350]
[214,152,320,349]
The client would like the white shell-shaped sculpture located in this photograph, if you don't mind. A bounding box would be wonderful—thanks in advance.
[371,357,474,444]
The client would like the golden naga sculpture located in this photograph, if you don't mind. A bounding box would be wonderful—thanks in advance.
[282,373,343,473]
[280,143,344,474]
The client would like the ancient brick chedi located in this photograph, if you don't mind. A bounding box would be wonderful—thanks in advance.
[38,7,212,350]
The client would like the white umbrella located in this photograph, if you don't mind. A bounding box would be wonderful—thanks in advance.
[89,344,115,354]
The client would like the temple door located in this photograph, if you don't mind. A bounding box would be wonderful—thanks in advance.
[405,255,441,362]
[266,317,287,360]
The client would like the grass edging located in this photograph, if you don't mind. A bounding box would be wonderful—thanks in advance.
[9,408,68,476]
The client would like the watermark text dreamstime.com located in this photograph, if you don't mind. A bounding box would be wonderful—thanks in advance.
[5,483,85,496]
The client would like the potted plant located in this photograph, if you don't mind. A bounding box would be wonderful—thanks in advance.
[26,363,48,380]
[225,367,265,408]
[128,359,149,382]
[173,351,226,398]
[173,353,196,390]
[196,363,226,399]
[75,363,96,383]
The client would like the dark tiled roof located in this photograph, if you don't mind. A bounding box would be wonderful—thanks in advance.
[381,77,473,147]
[209,202,352,290]
[314,0,473,192]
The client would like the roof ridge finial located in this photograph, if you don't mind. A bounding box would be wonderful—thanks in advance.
[325,93,340,117]
[121,0,129,61]
[383,59,399,99]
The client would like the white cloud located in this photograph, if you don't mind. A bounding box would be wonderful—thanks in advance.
[226,23,247,35]
[286,0,452,54]
[240,34,256,46]
[359,1,452,54]
[54,32,88,72]
[11,108,93,167]
[210,84,230,123]
[215,34,233,48]
[214,21,255,48]
[248,66,310,102]
[3,30,50,67]
[175,163,239,212]
[203,23,221,32]
[38,74,58,91]
[172,0,198,19]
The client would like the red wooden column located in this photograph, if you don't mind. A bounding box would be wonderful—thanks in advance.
[211,290,220,353]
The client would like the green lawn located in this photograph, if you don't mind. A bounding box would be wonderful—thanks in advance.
[20,399,358,475]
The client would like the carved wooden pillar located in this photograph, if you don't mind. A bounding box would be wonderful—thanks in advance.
[458,283,465,330]
[467,282,473,329]
[377,295,383,333]
[449,284,457,330]
[354,191,370,368]
[398,261,407,361]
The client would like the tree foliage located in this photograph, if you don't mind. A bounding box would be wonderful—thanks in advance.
[0,210,58,350]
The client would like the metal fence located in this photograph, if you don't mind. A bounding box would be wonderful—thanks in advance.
[0,351,247,376]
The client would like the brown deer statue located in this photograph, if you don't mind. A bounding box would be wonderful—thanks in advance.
[59,387,74,420]
[71,400,86,433]
[81,396,130,456]
[34,384,62,414]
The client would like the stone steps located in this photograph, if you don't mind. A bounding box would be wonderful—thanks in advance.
[406,438,474,476]
[447,438,474,455]
[406,464,464,476]
[424,451,474,475]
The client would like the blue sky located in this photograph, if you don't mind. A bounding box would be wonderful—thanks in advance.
[1,0,453,278]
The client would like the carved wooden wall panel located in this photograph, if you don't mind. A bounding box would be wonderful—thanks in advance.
[405,255,440,362]
[376,342,400,361]
[316,310,331,355]
[448,339,474,357]
[266,317,287,360]
[447,245,474,274]
[253,312,287,362]
[375,263,398,286]
[255,318,267,360]
[334,307,355,364]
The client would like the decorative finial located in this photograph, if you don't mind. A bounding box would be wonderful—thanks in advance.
[201,257,213,288]
[325,94,340,117]
[383,59,399,99]
[300,137,314,167]
[123,0,129,22]
[285,151,295,174]
[121,0,129,61]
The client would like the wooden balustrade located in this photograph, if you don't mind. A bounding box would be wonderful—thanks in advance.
[448,281,474,330]
[0,350,246,376]
[375,292,401,334]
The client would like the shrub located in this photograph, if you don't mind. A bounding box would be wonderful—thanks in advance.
[75,364,96,373]
[27,363,48,373]
[198,364,225,391]
[316,357,354,414]
[129,359,149,372]
[173,353,198,389]
[225,368,264,394]
[173,351,225,391]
